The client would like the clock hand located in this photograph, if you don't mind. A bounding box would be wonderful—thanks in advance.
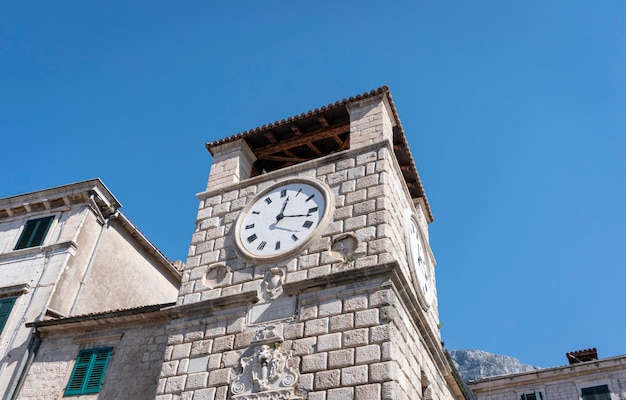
[269,222,299,232]
[281,214,311,218]
[276,197,290,221]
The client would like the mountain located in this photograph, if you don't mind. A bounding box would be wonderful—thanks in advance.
[449,350,542,382]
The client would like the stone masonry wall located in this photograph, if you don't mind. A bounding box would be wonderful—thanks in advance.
[18,318,169,400]
[181,140,424,306]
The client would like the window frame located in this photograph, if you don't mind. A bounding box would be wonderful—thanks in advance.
[520,390,544,400]
[14,216,54,250]
[576,379,614,400]
[64,347,113,396]
[581,384,611,400]
[0,297,16,336]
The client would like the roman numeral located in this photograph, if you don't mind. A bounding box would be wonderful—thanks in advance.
[291,234,299,241]
[265,197,272,204]
[280,189,287,198]
[257,241,267,250]
[247,234,257,243]
[303,220,313,228]
[275,241,281,250]
[245,224,255,229]
[308,207,318,213]
[305,194,315,202]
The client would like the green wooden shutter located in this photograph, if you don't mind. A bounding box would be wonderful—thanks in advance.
[65,351,94,395]
[83,348,112,393]
[0,298,16,334]
[15,216,54,249]
[65,348,112,396]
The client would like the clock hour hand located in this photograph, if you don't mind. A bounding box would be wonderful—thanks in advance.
[281,214,311,218]
[276,197,290,221]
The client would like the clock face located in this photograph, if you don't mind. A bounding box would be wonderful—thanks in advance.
[405,212,433,308]
[235,178,333,263]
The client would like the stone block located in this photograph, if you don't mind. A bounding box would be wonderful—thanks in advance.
[188,356,209,374]
[344,295,368,312]
[308,392,327,400]
[208,354,222,370]
[305,318,329,336]
[319,299,342,317]
[299,373,314,391]
[160,360,179,377]
[185,372,209,390]
[345,216,367,231]
[315,369,340,390]
[355,383,381,399]
[328,349,355,369]
[330,314,354,332]
[171,343,192,360]
[205,324,227,338]
[283,322,304,339]
[355,344,381,365]
[302,352,328,373]
[341,365,368,386]
[192,387,217,400]
[165,375,186,393]
[291,337,317,356]
[343,328,369,348]
[354,309,379,328]
[317,333,342,352]
[208,368,231,386]
[369,361,396,382]
[212,335,234,353]
[327,387,354,400]
[370,324,390,343]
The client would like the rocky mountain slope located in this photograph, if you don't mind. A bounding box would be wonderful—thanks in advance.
[449,349,542,382]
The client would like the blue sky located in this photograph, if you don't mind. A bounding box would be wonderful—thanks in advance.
[1,1,624,368]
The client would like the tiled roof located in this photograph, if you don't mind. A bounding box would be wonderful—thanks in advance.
[206,86,434,222]
[566,348,598,364]
[27,302,176,330]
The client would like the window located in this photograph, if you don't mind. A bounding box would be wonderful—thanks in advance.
[14,216,54,250]
[0,297,16,334]
[581,385,611,400]
[521,391,544,400]
[65,347,112,396]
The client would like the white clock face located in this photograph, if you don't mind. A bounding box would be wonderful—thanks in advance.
[406,212,433,308]
[235,179,332,263]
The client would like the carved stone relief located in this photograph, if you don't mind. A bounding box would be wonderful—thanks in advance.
[203,264,230,289]
[262,267,284,300]
[230,325,301,400]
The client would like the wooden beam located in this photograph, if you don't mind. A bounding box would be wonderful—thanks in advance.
[264,131,278,144]
[290,125,302,136]
[261,154,311,163]
[337,137,350,152]
[307,143,323,156]
[255,124,350,157]
[318,115,330,128]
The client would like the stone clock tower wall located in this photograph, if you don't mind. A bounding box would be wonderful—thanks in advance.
[156,88,466,400]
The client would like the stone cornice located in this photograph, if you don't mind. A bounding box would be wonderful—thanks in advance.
[0,241,78,261]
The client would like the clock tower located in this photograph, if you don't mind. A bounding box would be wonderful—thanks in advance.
[157,87,467,400]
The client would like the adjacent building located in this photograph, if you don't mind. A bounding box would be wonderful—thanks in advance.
[0,179,181,399]
[469,348,626,400]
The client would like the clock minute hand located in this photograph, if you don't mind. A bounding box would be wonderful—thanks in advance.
[281,213,311,218]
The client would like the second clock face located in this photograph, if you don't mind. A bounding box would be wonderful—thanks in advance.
[235,179,331,262]
[406,212,434,308]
